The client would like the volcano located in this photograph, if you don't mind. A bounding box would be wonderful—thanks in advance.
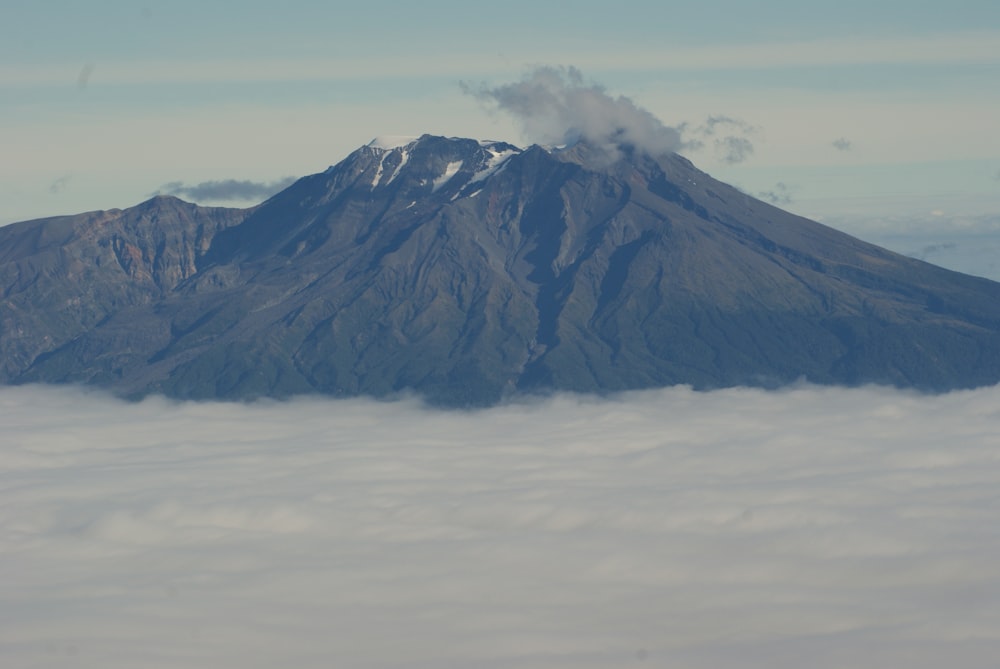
[3,135,1000,405]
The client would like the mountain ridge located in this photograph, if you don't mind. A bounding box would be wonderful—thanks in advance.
[3,134,999,405]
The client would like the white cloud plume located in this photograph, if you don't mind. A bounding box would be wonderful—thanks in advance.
[3,384,1000,668]
[463,66,683,159]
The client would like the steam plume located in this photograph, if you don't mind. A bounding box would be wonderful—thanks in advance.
[463,66,683,158]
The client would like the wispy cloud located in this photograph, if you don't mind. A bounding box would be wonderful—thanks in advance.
[3,384,1000,668]
[155,177,296,202]
[3,32,1000,88]
[49,175,72,194]
[832,137,852,151]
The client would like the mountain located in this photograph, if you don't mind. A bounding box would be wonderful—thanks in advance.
[3,134,1000,405]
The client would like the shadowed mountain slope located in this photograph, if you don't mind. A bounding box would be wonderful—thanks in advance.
[3,135,1000,405]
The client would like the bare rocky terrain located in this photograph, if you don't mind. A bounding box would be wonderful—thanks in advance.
[4,135,1000,405]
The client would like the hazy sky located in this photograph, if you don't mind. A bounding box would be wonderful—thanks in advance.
[4,383,1000,668]
[2,0,999,228]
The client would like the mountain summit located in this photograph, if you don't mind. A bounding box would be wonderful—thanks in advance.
[3,135,1000,404]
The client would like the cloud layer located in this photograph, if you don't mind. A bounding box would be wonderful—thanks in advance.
[157,177,296,202]
[464,66,683,158]
[3,384,1000,668]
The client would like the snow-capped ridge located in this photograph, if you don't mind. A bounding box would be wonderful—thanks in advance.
[354,135,527,195]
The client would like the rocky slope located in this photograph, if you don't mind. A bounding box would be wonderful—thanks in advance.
[3,135,1000,405]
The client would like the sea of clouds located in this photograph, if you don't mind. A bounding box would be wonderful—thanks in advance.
[3,383,1000,668]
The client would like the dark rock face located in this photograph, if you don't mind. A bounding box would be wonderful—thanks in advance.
[0,197,249,385]
[3,135,1000,405]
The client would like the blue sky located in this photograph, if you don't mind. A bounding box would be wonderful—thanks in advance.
[3,0,1000,269]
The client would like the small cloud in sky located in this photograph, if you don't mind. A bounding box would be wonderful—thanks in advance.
[910,241,957,260]
[994,169,1000,181]
[462,65,683,159]
[757,181,793,205]
[77,63,95,90]
[832,137,852,151]
[155,177,296,202]
[49,175,72,194]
